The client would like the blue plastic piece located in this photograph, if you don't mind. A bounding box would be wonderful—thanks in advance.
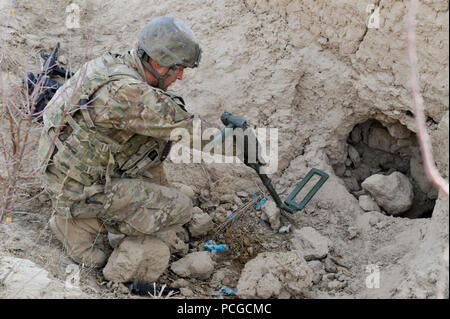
[226,213,235,220]
[220,285,236,295]
[203,240,227,252]
[255,197,267,209]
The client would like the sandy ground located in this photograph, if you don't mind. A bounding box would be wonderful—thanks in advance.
[0,0,448,299]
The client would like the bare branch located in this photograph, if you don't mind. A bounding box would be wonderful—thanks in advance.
[407,0,449,198]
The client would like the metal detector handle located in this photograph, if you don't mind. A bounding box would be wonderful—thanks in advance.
[284,168,329,211]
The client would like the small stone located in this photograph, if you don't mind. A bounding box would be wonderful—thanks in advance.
[279,224,291,233]
[308,260,324,285]
[57,54,68,65]
[343,177,360,191]
[350,125,362,143]
[170,252,215,280]
[260,200,281,231]
[324,257,338,273]
[358,195,380,212]
[327,280,347,291]
[236,191,249,198]
[348,145,361,168]
[108,232,125,249]
[219,194,234,203]
[334,163,346,176]
[180,287,194,297]
[188,208,213,237]
[347,227,358,240]
[172,279,190,289]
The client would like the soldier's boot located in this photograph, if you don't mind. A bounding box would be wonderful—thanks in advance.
[49,216,107,268]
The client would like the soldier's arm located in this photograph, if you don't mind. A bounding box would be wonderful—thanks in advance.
[98,80,232,154]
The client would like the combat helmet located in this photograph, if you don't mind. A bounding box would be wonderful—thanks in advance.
[137,16,202,89]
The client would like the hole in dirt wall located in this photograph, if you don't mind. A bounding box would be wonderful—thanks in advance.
[333,119,437,219]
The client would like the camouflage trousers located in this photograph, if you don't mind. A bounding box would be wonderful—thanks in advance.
[43,164,193,236]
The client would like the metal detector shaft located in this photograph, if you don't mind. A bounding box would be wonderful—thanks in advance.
[256,172,297,214]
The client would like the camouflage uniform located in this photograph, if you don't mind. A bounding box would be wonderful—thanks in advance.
[38,49,195,236]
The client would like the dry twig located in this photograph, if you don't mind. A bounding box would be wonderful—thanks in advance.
[407,0,449,198]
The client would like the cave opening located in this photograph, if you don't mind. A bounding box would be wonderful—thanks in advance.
[333,119,437,219]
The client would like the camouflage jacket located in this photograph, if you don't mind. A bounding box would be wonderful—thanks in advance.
[38,49,196,189]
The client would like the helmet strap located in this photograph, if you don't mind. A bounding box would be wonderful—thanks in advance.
[137,47,177,90]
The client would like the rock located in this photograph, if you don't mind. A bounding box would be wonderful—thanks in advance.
[103,236,170,283]
[327,280,347,291]
[347,226,359,240]
[172,279,190,289]
[260,200,281,230]
[170,252,215,280]
[210,268,234,288]
[236,251,313,299]
[348,145,361,168]
[156,225,189,256]
[334,163,346,176]
[108,232,125,249]
[324,257,338,273]
[367,124,394,153]
[180,287,194,297]
[291,227,331,261]
[188,207,213,237]
[307,260,325,285]
[343,176,360,191]
[361,172,414,215]
[350,125,362,143]
[345,158,352,167]
[236,191,249,198]
[0,255,86,298]
[219,194,234,203]
[256,273,282,299]
[172,183,196,200]
[279,224,291,233]
[386,122,411,139]
[57,54,68,65]
[358,195,381,212]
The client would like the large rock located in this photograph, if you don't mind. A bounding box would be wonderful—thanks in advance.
[188,207,214,237]
[361,172,414,215]
[103,236,170,283]
[236,251,313,299]
[290,227,331,261]
[170,252,215,280]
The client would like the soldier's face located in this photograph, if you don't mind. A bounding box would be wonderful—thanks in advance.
[161,66,185,90]
[146,58,185,90]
